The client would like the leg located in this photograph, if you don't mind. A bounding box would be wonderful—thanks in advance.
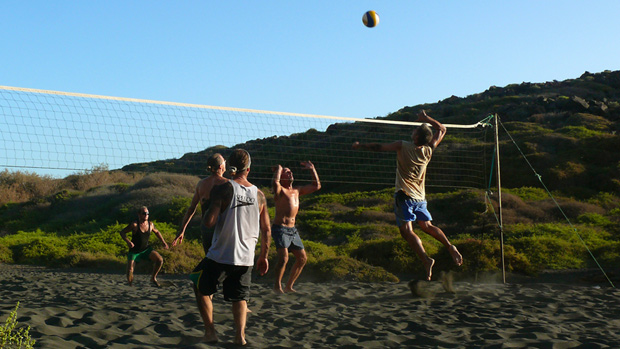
[193,285,218,343]
[285,249,307,293]
[399,222,434,281]
[273,248,289,294]
[417,221,463,266]
[126,259,135,286]
[232,301,247,345]
[149,250,164,286]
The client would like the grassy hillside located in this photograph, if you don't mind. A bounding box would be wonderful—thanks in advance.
[1,170,618,282]
[2,70,620,282]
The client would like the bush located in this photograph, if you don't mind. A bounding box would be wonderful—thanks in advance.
[0,302,36,349]
[311,256,399,282]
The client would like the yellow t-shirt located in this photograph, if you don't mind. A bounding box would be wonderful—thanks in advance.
[395,141,432,201]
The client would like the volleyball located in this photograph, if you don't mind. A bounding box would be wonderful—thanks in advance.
[362,10,379,28]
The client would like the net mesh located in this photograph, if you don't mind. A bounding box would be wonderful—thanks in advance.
[0,86,493,191]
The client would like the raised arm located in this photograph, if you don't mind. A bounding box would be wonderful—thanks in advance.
[298,161,321,196]
[352,140,403,152]
[417,110,446,150]
[172,184,201,246]
[272,164,283,197]
[256,189,271,276]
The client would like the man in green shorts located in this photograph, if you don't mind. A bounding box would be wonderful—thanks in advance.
[120,206,169,286]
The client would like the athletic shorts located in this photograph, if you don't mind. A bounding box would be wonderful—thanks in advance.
[394,191,432,227]
[127,246,153,262]
[272,225,305,250]
[189,258,252,302]
[201,224,215,256]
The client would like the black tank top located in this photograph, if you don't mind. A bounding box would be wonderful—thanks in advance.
[130,221,151,253]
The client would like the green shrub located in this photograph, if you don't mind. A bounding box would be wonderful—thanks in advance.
[312,256,399,282]
[0,302,35,349]
[17,236,69,266]
[503,187,549,201]
[509,236,586,270]
[0,243,12,263]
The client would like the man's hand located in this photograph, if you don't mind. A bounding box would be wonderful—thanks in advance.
[416,109,430,122]
[256,257,269,276]
[171,233,184,247]
[271,164,282,172]
[126,241,134,249]
[162,241,169,250]
[300,161,314,170]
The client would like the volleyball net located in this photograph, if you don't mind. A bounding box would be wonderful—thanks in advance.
[0,85,494,190]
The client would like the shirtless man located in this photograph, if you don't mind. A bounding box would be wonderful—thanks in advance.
[172,153,227,254]
[120,206,169,286]
[272,161,321,293]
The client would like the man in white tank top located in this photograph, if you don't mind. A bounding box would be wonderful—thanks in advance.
[189,149,271,346]
[353,110,463,282]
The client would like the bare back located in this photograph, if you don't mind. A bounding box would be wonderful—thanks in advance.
[273,186,300,227]
[198,175,229,220]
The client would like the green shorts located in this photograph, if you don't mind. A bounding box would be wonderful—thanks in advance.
[127,246,153,263]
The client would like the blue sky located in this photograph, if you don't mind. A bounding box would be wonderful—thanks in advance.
[3,1,619,118]
[1,1,620,176]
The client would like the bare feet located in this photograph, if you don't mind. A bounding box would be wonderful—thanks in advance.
[449,245,463,266]
[233,336,247,346]
[273,286,284,294]
[151,279,161,287]
[424,257,435,281]
[203,330,218,344]
[284,286,297,293]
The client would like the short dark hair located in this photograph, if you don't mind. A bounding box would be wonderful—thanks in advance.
[415,124,433,146]
[206,153,224,173]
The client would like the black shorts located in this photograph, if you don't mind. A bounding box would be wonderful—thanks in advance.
[189,258,252,302]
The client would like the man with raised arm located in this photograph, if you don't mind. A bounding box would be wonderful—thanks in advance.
[119,206,169,286]
[271,161,321,293]
[352,110,462,281]
[189,149,270,346]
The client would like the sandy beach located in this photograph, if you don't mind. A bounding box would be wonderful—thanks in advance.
[1,264,619,348]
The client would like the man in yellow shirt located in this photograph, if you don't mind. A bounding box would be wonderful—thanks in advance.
[353,110,462,281]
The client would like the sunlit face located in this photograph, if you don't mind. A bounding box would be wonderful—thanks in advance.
[281,167,294,184]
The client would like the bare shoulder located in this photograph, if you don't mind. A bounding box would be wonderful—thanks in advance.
[257,188,267,205]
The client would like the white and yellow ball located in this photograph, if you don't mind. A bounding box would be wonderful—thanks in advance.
[362,10,379,28]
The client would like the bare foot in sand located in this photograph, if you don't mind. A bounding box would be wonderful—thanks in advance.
[449,245,463,266]
[424,257,435,281]
[151,279,161,287]
[284,286,297,293]
[233,336,247,346]
[273,286,284,294]
[204,330,218,344]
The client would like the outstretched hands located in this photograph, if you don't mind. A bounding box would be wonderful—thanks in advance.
[300,160,315,170]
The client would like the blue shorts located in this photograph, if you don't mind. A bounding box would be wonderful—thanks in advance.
[394,191,432,227]
[189,258,252,302]
[272,225,305,250]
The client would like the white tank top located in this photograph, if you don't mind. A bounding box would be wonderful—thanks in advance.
[207,180,260,266]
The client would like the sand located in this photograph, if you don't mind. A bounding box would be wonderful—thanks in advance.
[1,264,619,348]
